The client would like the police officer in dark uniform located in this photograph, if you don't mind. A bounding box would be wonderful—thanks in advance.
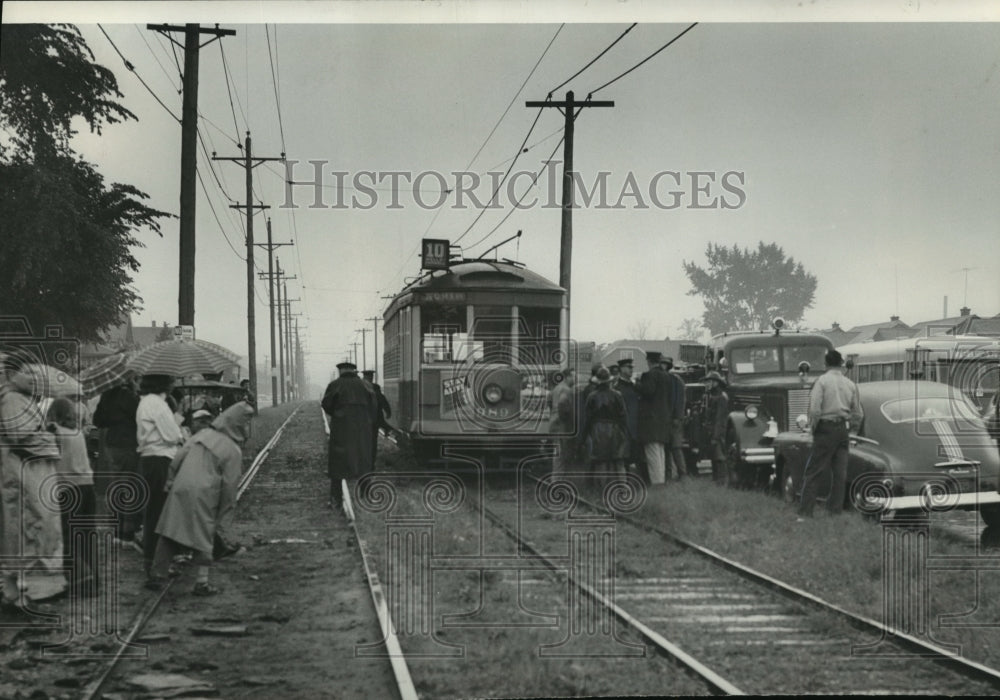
[321,362,377,514]
[702,371,730,484]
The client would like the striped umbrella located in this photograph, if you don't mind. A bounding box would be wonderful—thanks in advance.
[127,339,240,377]
[79,352,132,398]
[9,363,83,398]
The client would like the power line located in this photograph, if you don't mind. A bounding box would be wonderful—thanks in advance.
[461,24,564,174]
[97,24,181,123]
[589,23,698,97]
[134,24,181,93]
[265,24,288,155]
[463,136,565,252]
[218,41,246,143]
[550,23,636,95]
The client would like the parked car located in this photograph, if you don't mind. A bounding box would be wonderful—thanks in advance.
[688,319,835,489]
[773,380,1000,525]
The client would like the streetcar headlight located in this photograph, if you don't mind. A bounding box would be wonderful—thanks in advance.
[483,384,503,404]
[745,405,759,421]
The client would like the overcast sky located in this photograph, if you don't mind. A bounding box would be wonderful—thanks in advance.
[5,2,999,389]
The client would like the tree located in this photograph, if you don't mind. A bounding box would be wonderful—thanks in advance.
[676,318,703,341]
[0,24,168,342]
[682,242,817,335]
[627,319,652,340]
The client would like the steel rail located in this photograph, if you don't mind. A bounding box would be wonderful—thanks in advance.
[470,492,744,696]
[543,473,1000,691]
[80,404,302,700]
[323,406,418,700]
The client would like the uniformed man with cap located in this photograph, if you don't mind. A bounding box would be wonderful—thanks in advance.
[321,361,377,515]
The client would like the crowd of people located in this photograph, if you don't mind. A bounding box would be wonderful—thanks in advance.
[547,351,733,489]
[0,354,257,616]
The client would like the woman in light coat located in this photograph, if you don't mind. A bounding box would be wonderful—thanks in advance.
[146,402,253,595]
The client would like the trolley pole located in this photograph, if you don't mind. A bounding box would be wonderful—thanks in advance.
[525,91,613,338]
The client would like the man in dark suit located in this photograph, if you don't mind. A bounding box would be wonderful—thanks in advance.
[637,351,672,485]
[321,362,376,514]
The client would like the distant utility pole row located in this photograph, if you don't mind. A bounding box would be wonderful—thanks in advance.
[149,23,301,404]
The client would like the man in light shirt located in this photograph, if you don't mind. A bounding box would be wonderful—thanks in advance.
[798,349,863,519]
[136,374,185,571]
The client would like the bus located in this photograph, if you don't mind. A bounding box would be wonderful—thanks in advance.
[839,335,1000,413]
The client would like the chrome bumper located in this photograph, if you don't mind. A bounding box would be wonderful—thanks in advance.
[741,447,775,464]
[867,490,1000,512]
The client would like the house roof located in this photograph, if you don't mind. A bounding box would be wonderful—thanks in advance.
[845,318,911,344]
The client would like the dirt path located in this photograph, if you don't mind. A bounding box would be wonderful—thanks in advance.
[0,403,400,699]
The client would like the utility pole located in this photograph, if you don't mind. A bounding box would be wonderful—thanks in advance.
[287,311,302,399]
[283,284,299,400]
[271,260,296,403]
[356,328,369,371]
[366,316,380,379]
[525,90,613,337]
[148,23,235,327]
[255,218,292,407]
[351,342,360,367]
[213,132,283,399]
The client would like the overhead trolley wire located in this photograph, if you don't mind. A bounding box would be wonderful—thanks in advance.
[219,41,247,143]
[265,24,288,155]
[588,23,698,97]
[134,24,182,94]
[97,24,180,123]
[549,23,636,95]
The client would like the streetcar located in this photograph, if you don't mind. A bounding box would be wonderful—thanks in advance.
[839,335,1000,414]
[381,258,574,468]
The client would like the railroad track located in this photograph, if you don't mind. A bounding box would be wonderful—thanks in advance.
[322,408,418,700]
[470,471,1000,695]
[79,405,303,700]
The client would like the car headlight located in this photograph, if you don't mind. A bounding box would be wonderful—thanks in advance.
[483,384,503,404]
[745,405,759,421]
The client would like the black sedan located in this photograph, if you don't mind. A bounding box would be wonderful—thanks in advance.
[773,380,1000,524]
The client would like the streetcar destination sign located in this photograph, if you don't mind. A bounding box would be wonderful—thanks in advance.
[421,238,451,270]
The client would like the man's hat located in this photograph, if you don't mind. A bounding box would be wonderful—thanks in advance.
[594,366,612,384]
[361,369,375,377]
[660,356,675,368]
[192,409,213,420]
[704,370,727,387]
[608,364,620,374]
[336,361,357,371]
[645,350,662,362]
[617,358,633,368]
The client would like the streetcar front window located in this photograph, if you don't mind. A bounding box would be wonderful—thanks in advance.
[421,304,468,363]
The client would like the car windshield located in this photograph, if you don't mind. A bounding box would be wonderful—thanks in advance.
[782,345,828,373]
[880,396,984,426]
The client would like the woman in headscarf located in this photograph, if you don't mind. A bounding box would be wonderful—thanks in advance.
[0,360,67,610]
[145,402,254,595]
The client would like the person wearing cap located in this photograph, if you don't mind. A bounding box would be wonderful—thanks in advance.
[637,351,671,485]
[361,369,392,470]
[702,371,730,484]
[321,362,377,515]
[798,349,863,520]
[582,366,629,488]
[189,409,214,436]
[612,358,643,478]
[660,356,688,481]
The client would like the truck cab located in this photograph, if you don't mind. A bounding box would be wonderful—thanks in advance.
[703,319,833,489]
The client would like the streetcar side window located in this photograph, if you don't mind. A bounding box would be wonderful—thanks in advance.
[858,364,871,383]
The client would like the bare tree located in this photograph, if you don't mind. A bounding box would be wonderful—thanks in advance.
[627,319,652,340]
[676,318,703,340]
